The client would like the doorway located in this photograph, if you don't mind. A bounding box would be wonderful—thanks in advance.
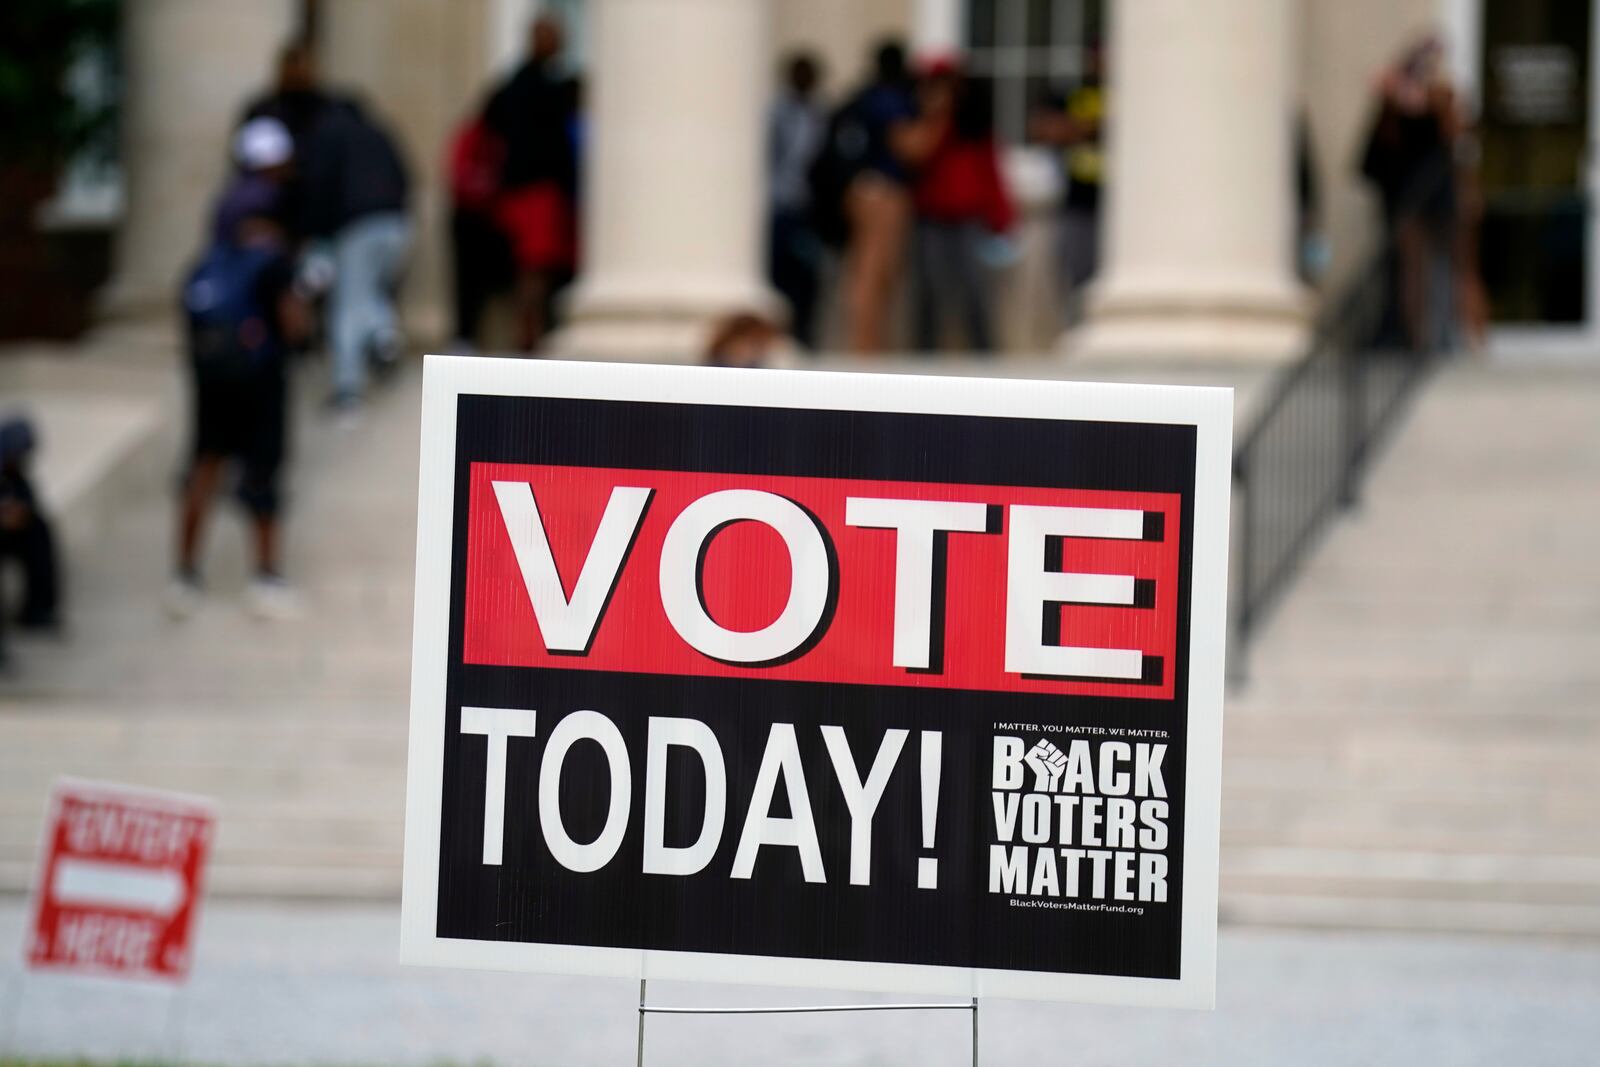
[1473,0,1600,357]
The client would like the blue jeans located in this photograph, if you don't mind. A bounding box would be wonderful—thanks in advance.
[331,212,411,398]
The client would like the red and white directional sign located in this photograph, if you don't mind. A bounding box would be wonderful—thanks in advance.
[26,779,215,981]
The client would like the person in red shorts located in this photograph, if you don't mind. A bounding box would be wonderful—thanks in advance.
[483,14,578,350]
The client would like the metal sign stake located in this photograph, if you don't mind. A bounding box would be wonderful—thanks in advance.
[636,978,979,1067]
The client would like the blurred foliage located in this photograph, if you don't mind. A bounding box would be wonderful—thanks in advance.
[0,0,119,169]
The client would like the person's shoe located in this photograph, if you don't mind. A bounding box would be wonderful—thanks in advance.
[163,573,204,621]
[368,326,405,378]
[246,573,302,621]
[326,390,365,429]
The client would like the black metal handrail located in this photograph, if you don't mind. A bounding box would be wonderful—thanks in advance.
[1230,163,1453,679]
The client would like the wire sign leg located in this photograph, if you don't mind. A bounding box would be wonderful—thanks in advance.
[636,979,647,1067]
[971,996,979,1067]
[634,984,976,1067]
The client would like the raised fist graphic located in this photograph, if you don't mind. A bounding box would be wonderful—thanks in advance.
[1024,739,1067,792]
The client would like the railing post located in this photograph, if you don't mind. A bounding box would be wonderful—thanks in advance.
[1339,341,1366,508]
[1229,452,1253,685]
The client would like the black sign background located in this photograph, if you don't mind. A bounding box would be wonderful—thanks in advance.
[435,394,1197,982]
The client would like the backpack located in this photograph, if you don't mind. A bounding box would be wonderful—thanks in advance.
[182,242,284,382]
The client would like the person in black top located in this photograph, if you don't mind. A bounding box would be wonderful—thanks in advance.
[169,119,311,621]
[298,95,412,408]
[768,52,827,349]
[1030,46,1106,324]
[0,417,60,640]
[811,40,918,353]
[1360,36,1462,352]
[483,14,578,350]
[243,41,330,152]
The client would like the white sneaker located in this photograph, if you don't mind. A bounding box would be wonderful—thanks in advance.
[163,575,203,620]
[246,574,303,621]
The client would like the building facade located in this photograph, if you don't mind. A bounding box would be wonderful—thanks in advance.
[102,0,1597,362]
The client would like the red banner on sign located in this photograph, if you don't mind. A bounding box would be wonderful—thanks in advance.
[27,780,215,982]
[462,462,1181,700]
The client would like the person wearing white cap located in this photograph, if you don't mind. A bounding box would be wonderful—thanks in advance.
[169,116,310,623]
[234,116,295,173]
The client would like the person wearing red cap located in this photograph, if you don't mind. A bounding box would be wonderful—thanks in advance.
[897,59,1014,352]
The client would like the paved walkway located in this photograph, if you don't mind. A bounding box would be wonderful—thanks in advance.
[2,900,1597,1067]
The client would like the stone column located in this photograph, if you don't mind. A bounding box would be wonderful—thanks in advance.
[910,0,962,59]
[318,0,491,343]
[106,0,299,315]
[1071,0,1306,363]
[551,0,776,362]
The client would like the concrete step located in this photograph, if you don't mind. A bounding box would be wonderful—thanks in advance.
[1221,892,1600,936]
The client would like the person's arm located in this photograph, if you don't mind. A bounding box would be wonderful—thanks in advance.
[260,255,312,347]
[892,84,954,168]
[1435,84,1463,141]
[1029,108,1076,146]
[299,118,344,238]
[277,289,312,347]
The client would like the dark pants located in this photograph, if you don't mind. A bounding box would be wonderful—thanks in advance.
[450,207,514,346]
[0,504,60,628]
[190,366,288,518]
[913,219,992,352]
[768,209,822,349]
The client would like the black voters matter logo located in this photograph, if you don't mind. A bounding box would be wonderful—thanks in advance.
[990,735,1172,905]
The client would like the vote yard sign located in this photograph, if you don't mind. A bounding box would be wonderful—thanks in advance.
[401,358,1231,1009]
[27,779,215,981]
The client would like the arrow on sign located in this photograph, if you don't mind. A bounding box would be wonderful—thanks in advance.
[52,858,189,917]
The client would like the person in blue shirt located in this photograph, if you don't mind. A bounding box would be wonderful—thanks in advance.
[814,40,918,353]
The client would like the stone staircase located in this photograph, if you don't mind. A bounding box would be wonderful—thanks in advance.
[1219,362,1600,934]
[0,709,406,898]
[1,325,418,899]
[2,341,1596,938]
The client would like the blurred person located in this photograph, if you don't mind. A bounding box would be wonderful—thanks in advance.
[1360,35,1462,352]
[445,101,514,352]
[241,40,333,242]
[1029,46,1105,323]
[767,52,827,349]
[243,40,331,151]
[813,40,918,353]
[299,95,413,410]
[0,416,61,633]
[899,61,1014,352]
[705,312,785,368]
[168,118,311,622]
[1453,114,1490,348]
[484,14,579,351]
[1295,115,1327,284]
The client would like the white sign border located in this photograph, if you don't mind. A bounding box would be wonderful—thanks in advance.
[400,355,1232,1010]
